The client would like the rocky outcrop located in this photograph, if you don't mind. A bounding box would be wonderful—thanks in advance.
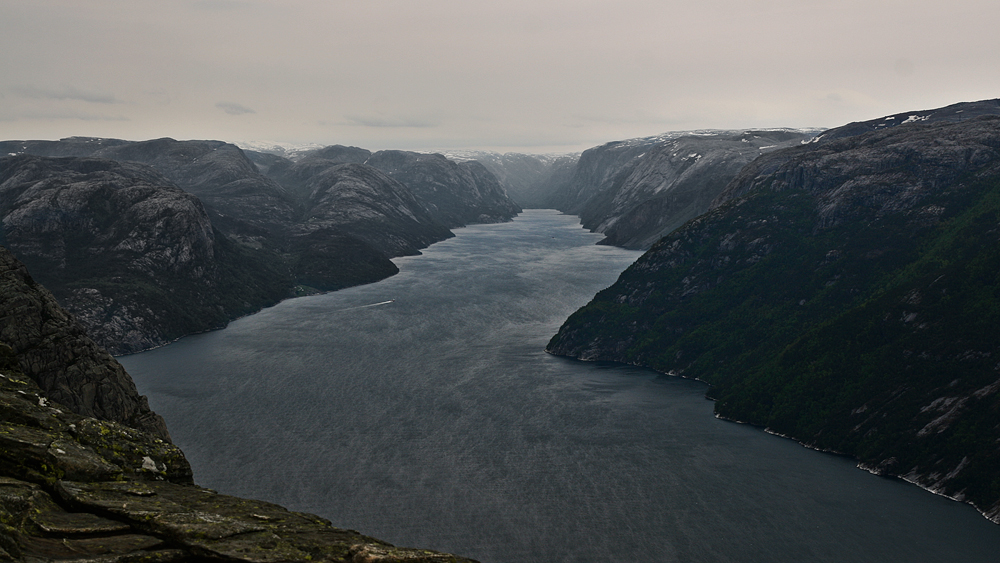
[0,232,170,440]
[548,130,816,248]
[547,113,1000,523]
[247,145,372,205]
[0,343,476,562]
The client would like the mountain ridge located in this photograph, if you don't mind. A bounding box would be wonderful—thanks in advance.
[1,138,521,354]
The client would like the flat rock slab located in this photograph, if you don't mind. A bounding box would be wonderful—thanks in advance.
[56,480,476,563]
[16,532,164,559]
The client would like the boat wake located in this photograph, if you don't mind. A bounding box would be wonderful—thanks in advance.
[340,300,395,311]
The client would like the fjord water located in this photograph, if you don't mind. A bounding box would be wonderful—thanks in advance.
[120,210,1000,563]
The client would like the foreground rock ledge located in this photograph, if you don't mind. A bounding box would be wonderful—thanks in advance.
[0,364,477,563]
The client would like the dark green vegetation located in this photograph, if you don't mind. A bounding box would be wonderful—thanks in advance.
[548,114,1000,523]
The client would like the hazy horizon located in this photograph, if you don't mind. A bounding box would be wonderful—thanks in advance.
[3,1,998,154]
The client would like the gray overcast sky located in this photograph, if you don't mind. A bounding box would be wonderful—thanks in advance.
[2,0,998,153]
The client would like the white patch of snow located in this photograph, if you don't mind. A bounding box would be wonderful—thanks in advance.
[902,114,930,125]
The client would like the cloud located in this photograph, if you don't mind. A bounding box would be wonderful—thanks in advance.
[342,115,439,128]
[191,0,253,10]
[12,85,120,104]
[216,102,256,115]
[0,111,130,122]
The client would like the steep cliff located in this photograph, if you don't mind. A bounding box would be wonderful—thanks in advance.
[0,155,294,355]
[298,163,454,257]
[0,245,170,440]
[0,137,299,236]
[811,98,1000,144]
[364,150,521,228]
[548,114,1000,523]
[548,130,816,248]
[252,145,523,229]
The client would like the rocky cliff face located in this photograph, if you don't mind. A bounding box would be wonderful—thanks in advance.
[0,137,299,239]
[359,150,521,228]
[548,130,816,248]
[0,265,476,562]
[0,245,169,440]
[298,163,454,257]
[0,155,295,355]
[252,145,523,229]
[547,113,1000,524]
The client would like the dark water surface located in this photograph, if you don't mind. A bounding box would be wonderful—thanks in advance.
[121,210,1000,562]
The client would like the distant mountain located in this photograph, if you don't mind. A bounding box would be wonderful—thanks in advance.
[252,146,523,229]
[812,98,1000,144]
[548,111,1000,523]
[294,162,453,256]
[366,150,521,227]
[442,150,579,209]
[547,129,818,248]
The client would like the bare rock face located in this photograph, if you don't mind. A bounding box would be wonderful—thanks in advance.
[0,155,291,355]
[0,155,216,283]
[0,151,406,354]
[548,129,816,249]
[0,137,299,237]
[365,150,521,228]
[300,163,453,257]
[810,98,1000,143]
[257,146,522,231]
[0,249,170,440]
